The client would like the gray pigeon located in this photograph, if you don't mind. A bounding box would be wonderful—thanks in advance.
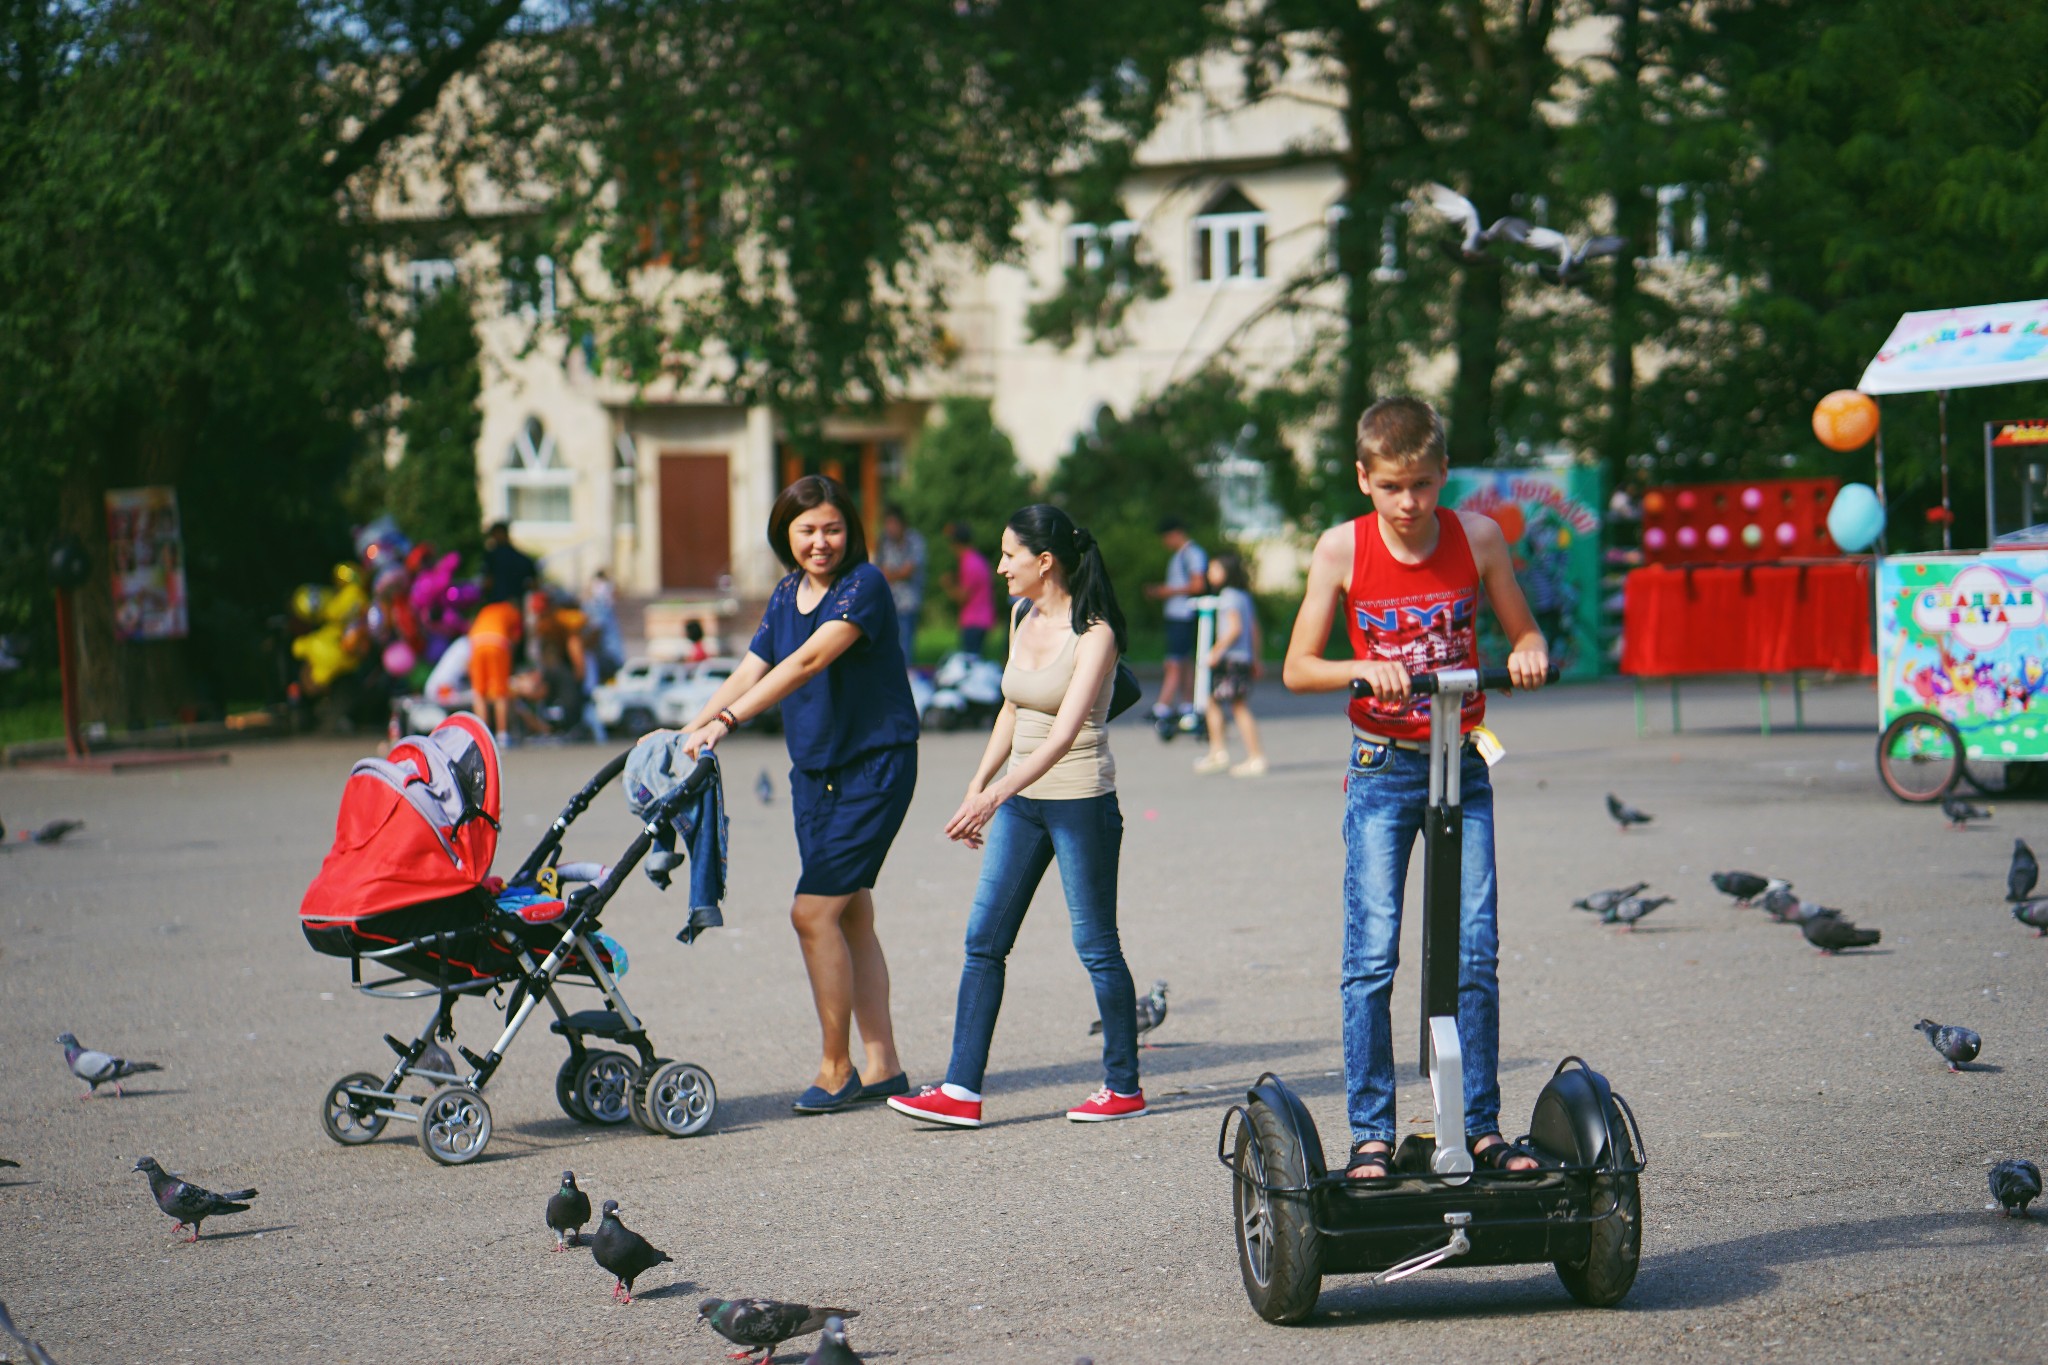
[756,769,775,805]
[0,1297,57,1365]
[1989,1159,2041,1217]
[2011,898,2048,935]
[804,1315,860,1365]
[1417,183,1524,260]
[1093,979,1167,1045]
[1801,910,1880,953]
[546,1170,591,1251]
[2008,839,2038,902]
[1914,1018,1982,1072]
[1709,871,1772,904]
[1498,219,1629,283]
[1573,882,1648,913]
[57,1032,161,1098]
[1761,885,1805,923]
[415,1040,457,1080]
[590,1199,670,1303]
[1602,894,1670,929]
[133,1156,256,1241]
[700,1298,860,1363]
[19,818,83,845]
[1605,793,1652,831]
[1941,791,1991,829]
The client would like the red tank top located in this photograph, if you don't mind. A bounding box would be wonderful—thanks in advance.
[1345,509,1484,740]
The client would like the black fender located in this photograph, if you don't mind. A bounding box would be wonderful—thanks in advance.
[1530,1056,1620,1168]
[1246,1072,1328,1181]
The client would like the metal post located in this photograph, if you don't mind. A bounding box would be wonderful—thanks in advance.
[1670,679,1682,734]
[1190,595,1218,721]
[1939,388,1952,551]
[1758,675,1772,738]
[1986,421,2000,541]
[54,587,84,760]
[1794,670,1806,731]
[1633,678,1646,738]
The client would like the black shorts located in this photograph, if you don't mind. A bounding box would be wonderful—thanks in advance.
[1212,660,1256,704]
[1164,617,1198,660]
[790,743,918,897]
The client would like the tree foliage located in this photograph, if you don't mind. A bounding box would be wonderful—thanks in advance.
[388,283,486,565]
[893,398,1038,555]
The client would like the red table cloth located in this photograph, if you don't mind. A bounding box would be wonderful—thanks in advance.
[1620,561,1876,676]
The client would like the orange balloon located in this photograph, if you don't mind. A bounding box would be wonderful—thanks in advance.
[1487,503,1526,544]
[1642,490,1667,515]
[1813,389,1880,451]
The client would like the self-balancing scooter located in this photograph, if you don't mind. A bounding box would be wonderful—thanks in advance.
[1220,665,1645,1322]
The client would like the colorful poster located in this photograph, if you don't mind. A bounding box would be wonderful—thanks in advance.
[1878,552,2048,759]
[105,486,188,641]
[1440,466,1607,680]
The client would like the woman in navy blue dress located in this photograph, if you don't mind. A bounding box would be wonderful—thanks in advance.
[677,476,920,1113]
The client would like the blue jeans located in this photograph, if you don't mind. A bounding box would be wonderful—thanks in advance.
[1342,738,1501,1147]
[946,792,1139,1094]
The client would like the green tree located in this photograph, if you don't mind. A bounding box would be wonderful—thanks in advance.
[388,282,486,564]
[894,398,1038,552]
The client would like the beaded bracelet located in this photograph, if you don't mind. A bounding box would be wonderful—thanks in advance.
[717,707,741,730]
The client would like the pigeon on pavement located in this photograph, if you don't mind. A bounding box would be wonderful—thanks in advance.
[1760,885,1805,923]
[0,1158,19,1168]
[804,1315,860,1365]
[2010,898,2048,935]
[547,1170,591,1251]
[1093,979,1167,1045]
[1801,910,1881,954]
[756,770,775,805]
[1989,1159,2041,1217]
[1914,1018,1982,1072]
[1602,894,1671,929]
[700,1298,860,1364]
[1941,792,1991,829]
[0,1297,57,1365]
[1605,793,1652,832]
[133,1156,256,1241]
[1573,882,1648,914]
[1417,183,1523,260]
[57,1032,161,1098]
[591,1199,670,1303]
[2008,839,2038,902]
[18,819,83,845]
[1709,871,1772,904]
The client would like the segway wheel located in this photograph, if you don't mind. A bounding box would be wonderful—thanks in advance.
[641,1060,717,1138]
[1876,710,1963,803]
[1553,1099,1642,1307]
[320,1072,389,1146]
[1232,1102,1322,1324]
[555,1055,595,1123]
[418,1085,492,1166]
[572,1050,638,1125]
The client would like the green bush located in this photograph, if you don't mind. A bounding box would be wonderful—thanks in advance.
[387,283,485,564]
[895,397,1038,554]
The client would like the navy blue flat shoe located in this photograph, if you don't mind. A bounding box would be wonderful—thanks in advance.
[855,1072,910,1102]
[792,1075,864,1114]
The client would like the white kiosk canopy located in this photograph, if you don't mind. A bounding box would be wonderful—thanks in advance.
[1859,298,2048,395]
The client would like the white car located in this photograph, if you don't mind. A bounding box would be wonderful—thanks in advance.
[653,657,742,729]
[594,657,694,733]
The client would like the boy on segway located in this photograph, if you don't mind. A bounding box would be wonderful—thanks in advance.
[1281,397,1550,1182]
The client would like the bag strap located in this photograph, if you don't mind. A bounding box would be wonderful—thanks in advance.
[1007,596,1029,658]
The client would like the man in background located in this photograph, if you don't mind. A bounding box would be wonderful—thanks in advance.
[481,520,538,606]
[876,505,927,664]
[1146,517,1208,733]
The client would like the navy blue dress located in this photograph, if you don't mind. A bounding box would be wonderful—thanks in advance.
[749,562,920,896]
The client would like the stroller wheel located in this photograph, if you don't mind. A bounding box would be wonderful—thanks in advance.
[628,1058,672,1133]
[555,1055,595,1124]
[642,1061,717,1138]
[418,1085,492,1165]
[320,1072,390,1146]
[573,1050,638,1125]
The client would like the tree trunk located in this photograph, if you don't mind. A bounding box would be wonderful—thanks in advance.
[1447,259,1505,465]
[1602,0,1646,487]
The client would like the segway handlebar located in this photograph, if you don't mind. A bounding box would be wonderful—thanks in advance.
[1349,664,1561,698]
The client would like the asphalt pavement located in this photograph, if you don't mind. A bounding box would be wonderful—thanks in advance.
[1,676,2044,1363]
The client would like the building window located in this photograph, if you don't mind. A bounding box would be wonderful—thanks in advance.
[406,258,458,306]
[505,416,573,526]
[1191,186,1266,285]
[1656,185,1707,260]
[505,254,557,319]
[612,432,638,532]
[1060,220,1140,273]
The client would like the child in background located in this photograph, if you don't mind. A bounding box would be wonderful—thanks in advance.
[1193,553,1267,778]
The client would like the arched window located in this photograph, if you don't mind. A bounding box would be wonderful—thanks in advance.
[1191,186,1266,284]
[505,416,573,525]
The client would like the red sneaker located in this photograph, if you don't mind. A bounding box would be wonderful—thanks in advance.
[887,1085,982,1129]
[1066,1087,1146,1122]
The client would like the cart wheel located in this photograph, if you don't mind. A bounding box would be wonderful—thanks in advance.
[418,1085,492,1166]
[642,1061,717,1138]
[1232,1102,1322,1324]
[1553,1099,1642,1307]
[555,1055,594,1123]
[628,1057,671,1133]
[573,1050,638,1125]
[1876,710,1964,803]
[320,1072,389,1146]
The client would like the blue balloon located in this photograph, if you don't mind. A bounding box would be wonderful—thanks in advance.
[1827,483,1885,553]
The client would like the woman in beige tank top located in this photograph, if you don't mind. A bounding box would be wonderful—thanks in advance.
[886,505,1146,1129]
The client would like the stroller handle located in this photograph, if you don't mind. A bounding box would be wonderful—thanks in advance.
[1350,664,1560,698]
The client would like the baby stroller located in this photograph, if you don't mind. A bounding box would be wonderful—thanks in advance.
[299,713,719,1165]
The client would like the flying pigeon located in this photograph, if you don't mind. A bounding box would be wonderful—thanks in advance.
[1801,910,1880,953]
[1093,979,1167,1045]
[0,1297,57,1365]
[1417,183,1524,260]
[1941,792,1991,829]
[57,1032,161,1098]
[133,1156,256,1242]
[2008,839,2038,902]
[1605,793,1652,832]
[804,1315,859,1365]
[1573,882,1648,913]
[1498,220,1628,283]
[1989,1158,2041,1217]
[1914,1018,1982,1072]
[756,770,775,805]
[2010,898,2048,935]
[1709,871,1784,905]
[18,819,83,845]
[699,1298,860,1364]
[1602,894,1671,929]
[547,1170,591,1251]
[590,1199,671,1303]
[1760,885,1805,923]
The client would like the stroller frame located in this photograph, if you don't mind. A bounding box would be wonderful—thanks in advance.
[318,749,720,1165]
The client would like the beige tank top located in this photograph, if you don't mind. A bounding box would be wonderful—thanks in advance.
[1003,607,1116,799]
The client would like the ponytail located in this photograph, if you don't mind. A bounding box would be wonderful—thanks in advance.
[1006,504,1128,654]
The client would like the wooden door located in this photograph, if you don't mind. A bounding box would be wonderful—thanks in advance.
[659,452,731,589]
